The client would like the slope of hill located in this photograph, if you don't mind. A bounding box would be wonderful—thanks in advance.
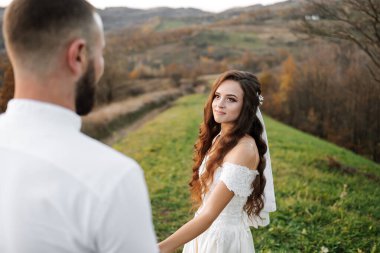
[96,0,302,109]
[100,0,306,31]
[99,7,213,31]
[113,94,379,252]
[0,0,305,48]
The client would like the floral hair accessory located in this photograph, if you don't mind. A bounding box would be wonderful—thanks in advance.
[258,94,264,106]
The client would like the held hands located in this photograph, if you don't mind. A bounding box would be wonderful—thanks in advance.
[157,182,235,253]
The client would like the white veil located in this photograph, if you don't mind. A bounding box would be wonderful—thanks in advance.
[244,108,276,228]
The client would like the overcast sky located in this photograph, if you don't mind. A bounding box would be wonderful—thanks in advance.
[0,0,286,13]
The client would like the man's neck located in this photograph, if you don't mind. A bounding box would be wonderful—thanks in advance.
[13,73,76,112]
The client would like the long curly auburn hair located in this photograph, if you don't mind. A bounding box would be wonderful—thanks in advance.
[189,70,267,218]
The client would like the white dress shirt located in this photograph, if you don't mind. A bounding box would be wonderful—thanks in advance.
[0,99,158,253]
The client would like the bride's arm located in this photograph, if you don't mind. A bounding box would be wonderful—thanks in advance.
[159,142,257,253]
[158,182,234,253]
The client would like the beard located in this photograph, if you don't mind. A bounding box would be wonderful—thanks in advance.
[75,60,96,116]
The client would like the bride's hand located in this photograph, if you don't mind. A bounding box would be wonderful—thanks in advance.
[158,241,172,253]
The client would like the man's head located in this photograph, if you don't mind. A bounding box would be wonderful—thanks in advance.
[3,0,105,115]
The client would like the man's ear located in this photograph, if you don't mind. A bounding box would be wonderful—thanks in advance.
[67,39,87,76]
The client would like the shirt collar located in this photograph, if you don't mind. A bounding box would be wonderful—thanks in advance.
[5,99,82,131]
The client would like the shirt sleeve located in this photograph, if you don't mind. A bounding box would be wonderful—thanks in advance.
[219,162,259,198]
[92,165,158,253]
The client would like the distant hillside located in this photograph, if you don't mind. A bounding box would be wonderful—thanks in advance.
[99,7,213,31]
[99,0,305,32]
[0,0,305,97]
[0,0,305,47]
[217,4,264,19]
[101,0,306,27]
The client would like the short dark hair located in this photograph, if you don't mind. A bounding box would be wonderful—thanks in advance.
[3,0,96,70]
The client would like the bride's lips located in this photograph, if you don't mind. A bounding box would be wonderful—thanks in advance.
[214,110,226,115]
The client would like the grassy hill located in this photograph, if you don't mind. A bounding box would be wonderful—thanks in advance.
[113,94,379,252]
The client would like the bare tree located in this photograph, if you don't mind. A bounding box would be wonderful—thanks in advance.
[295,0,380,82]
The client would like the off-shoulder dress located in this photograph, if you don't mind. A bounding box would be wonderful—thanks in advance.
[183,157,263,253]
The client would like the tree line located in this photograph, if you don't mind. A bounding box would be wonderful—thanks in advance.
[259,0,380,162]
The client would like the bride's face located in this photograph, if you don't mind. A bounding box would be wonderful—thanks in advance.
[212,80,244,124]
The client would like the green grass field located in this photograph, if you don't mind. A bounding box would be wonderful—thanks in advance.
[113,94,380,253]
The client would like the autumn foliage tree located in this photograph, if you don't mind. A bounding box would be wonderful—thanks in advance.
[0,61,14,113]
[262,42,380,162]
[296,0,380,82]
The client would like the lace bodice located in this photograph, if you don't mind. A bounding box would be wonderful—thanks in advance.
[198,157,259,224]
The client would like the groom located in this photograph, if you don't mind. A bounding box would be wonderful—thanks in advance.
[0,0,158,252]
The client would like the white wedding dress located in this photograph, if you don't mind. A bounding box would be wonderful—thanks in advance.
[183,158,262,253]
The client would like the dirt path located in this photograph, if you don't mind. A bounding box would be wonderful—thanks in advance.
[101,103,171,146]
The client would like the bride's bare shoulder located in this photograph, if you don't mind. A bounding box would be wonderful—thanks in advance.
[223,135,259,170]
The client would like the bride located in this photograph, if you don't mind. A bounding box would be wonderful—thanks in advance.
[159,70,276,253]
